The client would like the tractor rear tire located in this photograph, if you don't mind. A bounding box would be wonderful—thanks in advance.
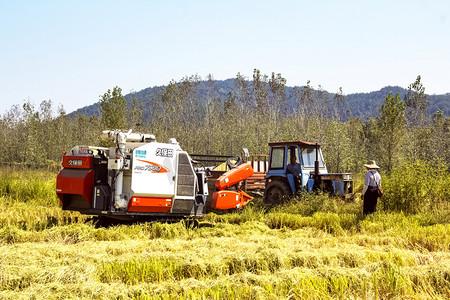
[264,181,290,205]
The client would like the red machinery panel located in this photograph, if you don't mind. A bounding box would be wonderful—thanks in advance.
[215,163,254,190]
[62,155,93,169]
[211,189,252,210]
[56,169,95,204]
[128,197,172,213]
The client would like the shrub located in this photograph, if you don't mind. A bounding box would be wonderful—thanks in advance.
[381,160,450,213]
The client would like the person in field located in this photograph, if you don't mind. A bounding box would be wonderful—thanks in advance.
[287,152,302,192]
[287,154,301,178]
[361,160,382,215]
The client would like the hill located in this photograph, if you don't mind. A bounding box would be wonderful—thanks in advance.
[69,79,450,119]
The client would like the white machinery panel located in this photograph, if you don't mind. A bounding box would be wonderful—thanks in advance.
[108,158,130,170]
[131,142,180,197]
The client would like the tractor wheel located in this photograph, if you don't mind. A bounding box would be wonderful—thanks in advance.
[264,181,290,205]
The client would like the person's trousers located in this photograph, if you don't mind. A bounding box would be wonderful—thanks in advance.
[363,186,378,215]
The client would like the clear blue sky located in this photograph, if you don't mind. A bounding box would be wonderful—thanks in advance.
[1,0,449,114]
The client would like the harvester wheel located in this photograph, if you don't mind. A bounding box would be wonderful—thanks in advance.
[264,181,290,205]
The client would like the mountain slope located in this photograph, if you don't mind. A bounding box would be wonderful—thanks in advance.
[69,80,450,119]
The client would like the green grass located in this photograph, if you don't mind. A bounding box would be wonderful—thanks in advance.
[0,168,59,206]
[0,169,449,299]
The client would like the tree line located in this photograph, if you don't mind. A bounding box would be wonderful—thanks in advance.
[1,70,449,174]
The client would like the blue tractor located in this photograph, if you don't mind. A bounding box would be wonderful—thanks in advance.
[263,141,353,204]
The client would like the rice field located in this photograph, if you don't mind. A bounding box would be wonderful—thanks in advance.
[0,169,449,299]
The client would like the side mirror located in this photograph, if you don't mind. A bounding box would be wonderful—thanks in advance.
[241,148,249,158]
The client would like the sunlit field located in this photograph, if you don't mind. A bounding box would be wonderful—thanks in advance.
[0,169,449,299]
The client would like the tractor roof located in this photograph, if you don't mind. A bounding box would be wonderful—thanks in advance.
[268,141,323,147]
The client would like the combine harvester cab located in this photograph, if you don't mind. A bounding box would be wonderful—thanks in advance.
[56,130,254,221]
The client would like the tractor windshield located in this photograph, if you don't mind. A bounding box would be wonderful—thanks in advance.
[269,147,285,169]
[301,148,324,168]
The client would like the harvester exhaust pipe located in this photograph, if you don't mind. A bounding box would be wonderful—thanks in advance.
[113,131,128,208]
[313,143,321,191]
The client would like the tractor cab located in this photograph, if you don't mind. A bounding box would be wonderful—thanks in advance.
[264,141,353,204]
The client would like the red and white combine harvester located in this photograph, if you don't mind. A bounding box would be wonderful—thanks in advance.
[56,129,254,222]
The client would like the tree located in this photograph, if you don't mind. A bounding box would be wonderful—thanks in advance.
[253,69,268,115]
[23,102,46,166]
[252,69,270,153]
[234,73,254,152]
[268,72,287,140]
[331,87,345,172]
[404,75,428,127]
[235,72,251,110]
[377,92,406,173]
[204,74,222,154]
[429,109,449,164]
[404,76,430,161]
[334,87,345,121]
[100,86,127,129]
[345,117,366,172]
[290,86,302,114]
[177,75,201,152]
[300,80,313,112]
[128,95,143,131]
[1,104,26,163]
